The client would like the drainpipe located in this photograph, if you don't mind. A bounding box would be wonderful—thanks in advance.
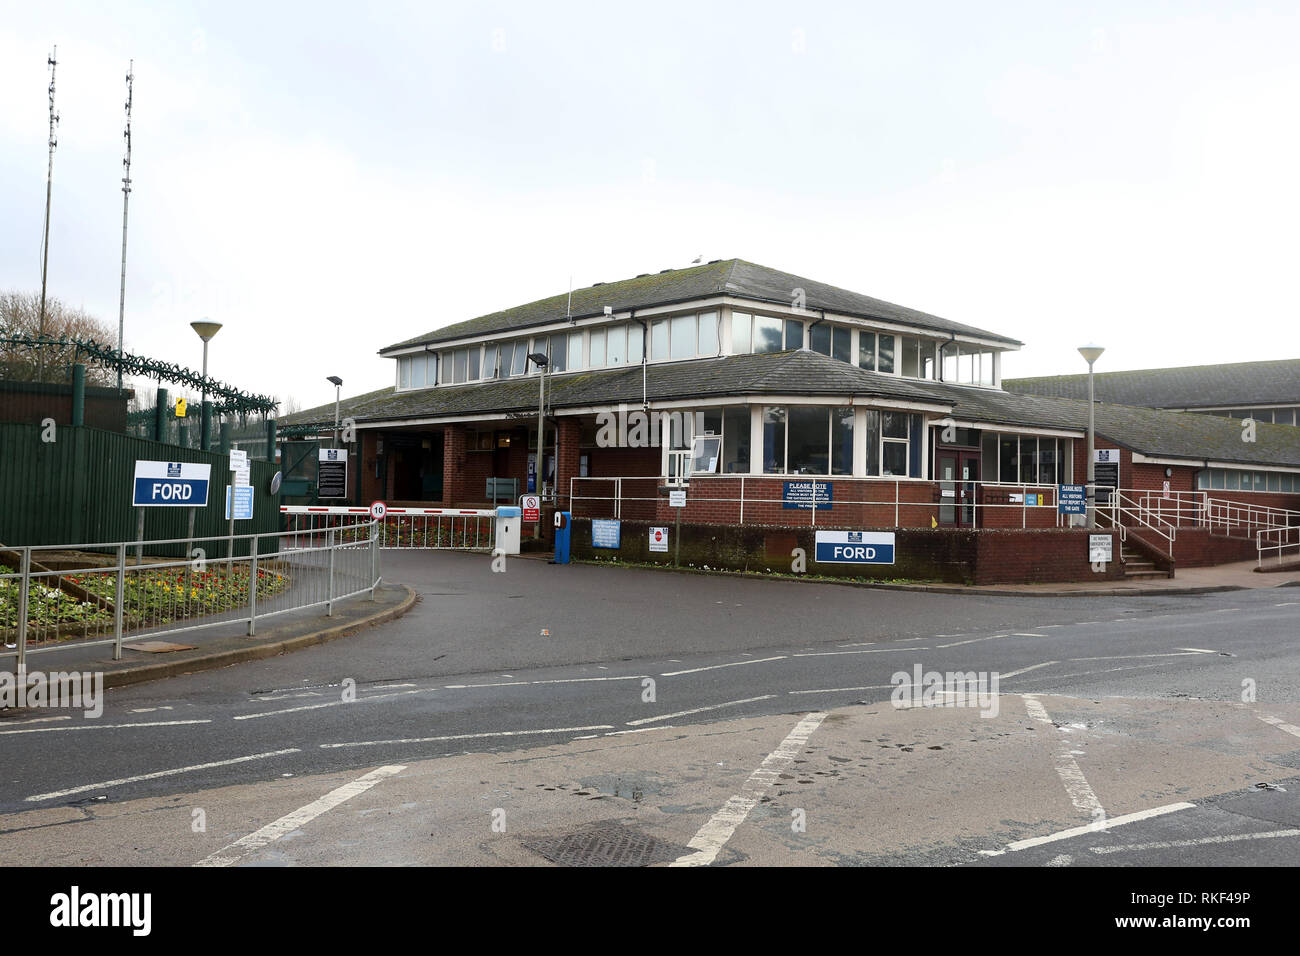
[804,311,825,350]
[634,311,648,412]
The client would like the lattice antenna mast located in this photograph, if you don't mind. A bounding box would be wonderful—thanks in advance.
[37,44,59,383]
[116,59,134,390]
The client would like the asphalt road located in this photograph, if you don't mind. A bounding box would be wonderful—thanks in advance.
[3,551,1299,866]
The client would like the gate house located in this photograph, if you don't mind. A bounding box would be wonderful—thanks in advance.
[281,259,1300,579]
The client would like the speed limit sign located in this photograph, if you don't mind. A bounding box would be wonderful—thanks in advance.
[370,500,387,520]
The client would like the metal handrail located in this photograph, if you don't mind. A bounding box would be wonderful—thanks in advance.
[1,520,380,669]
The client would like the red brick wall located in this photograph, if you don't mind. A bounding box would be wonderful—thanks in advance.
[555,419,582,510]
[1173,529,1258,568]
[443,426,468,504]
[973,530,1123,584]
[570,518,1122,585]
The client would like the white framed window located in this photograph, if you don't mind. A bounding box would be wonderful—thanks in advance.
[731,312,751,354]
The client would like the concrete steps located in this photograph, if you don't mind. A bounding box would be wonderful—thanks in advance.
[1122,545,1173,579]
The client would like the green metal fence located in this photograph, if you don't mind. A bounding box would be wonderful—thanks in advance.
[0,423,281,553]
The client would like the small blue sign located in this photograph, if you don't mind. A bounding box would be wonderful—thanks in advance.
[225,485,254,520]
[783,480,833,510]
[1058,484,1087,515]
[591,519,621,549]
[814,530,895,564]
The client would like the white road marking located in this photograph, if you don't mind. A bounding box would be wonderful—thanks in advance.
[788,684,895,695]
[0,715,70,725]
[936,634,1006,648]
[979,802,1194,856]
[1275,602,1299,607]
[670,711,827,867]
[1091,828,1300,855]
[660,656,786,677]
[1020,661,1174,682]
[1173,647,1219,654]
[791,647,927,658]
[604,726,679,736]
[1022,695,1105,822]
[999,662,1058,680]
[444,675,644,689]
[1066,652,1206,662]
[0,719,210,735]
[319,725,616,748]
[25,749,301,802]
[1046,854,1073,867]
[233,689,426,720]
[626,695,776,727]
[128,706,173,713]
[195,764,406,867]
[1012,633,1047,638]
[1259,714,1300,738]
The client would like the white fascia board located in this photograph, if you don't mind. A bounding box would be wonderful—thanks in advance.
[946,420,1083,439]
[354,411,527,429]
[1169,403,1298,412]
[1130,452,1207,468]
[1203,459,1300,474]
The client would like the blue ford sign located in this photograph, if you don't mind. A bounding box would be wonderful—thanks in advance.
[814,530,895,564]
[133,460,211,507]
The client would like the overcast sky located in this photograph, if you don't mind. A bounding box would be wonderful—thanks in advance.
[3,1,1297,413]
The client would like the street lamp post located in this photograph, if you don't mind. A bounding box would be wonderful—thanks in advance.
[1078,344,1105,529]
[190,319,222,451]
[528,352,549,540]
[327,376,343,448]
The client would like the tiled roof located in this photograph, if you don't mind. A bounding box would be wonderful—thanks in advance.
[284,352,1300,469]
[1006,358,1300,409]
[379,259,1022,352]
[939,385,1300,468]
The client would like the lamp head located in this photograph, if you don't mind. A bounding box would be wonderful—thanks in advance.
[326,375,343,387]
[1077,344,1105,365]
[190,319,223,342]
[527,352,549,369]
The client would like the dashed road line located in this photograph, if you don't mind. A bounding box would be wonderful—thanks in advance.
[936,634,1005,648]
[233,689,427,720]
[626,695,776,727]
[25,748,301,802]
[195,764,406,867]
[660,657,787,677]
[792,647,927,658]
[444,675,644,689]
[319,725,616,748]
[999,662,1058,680]
[788,684,895,695]
[670,711,827,867]
[0,719,210,735]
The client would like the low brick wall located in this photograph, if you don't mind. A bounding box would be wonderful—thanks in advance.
[1174,528,1259,568]
[569,518,1121,585]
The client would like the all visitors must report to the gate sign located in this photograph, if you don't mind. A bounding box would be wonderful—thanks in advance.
[783,480,833,510]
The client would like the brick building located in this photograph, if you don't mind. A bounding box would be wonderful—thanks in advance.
[283,259,1300,578]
